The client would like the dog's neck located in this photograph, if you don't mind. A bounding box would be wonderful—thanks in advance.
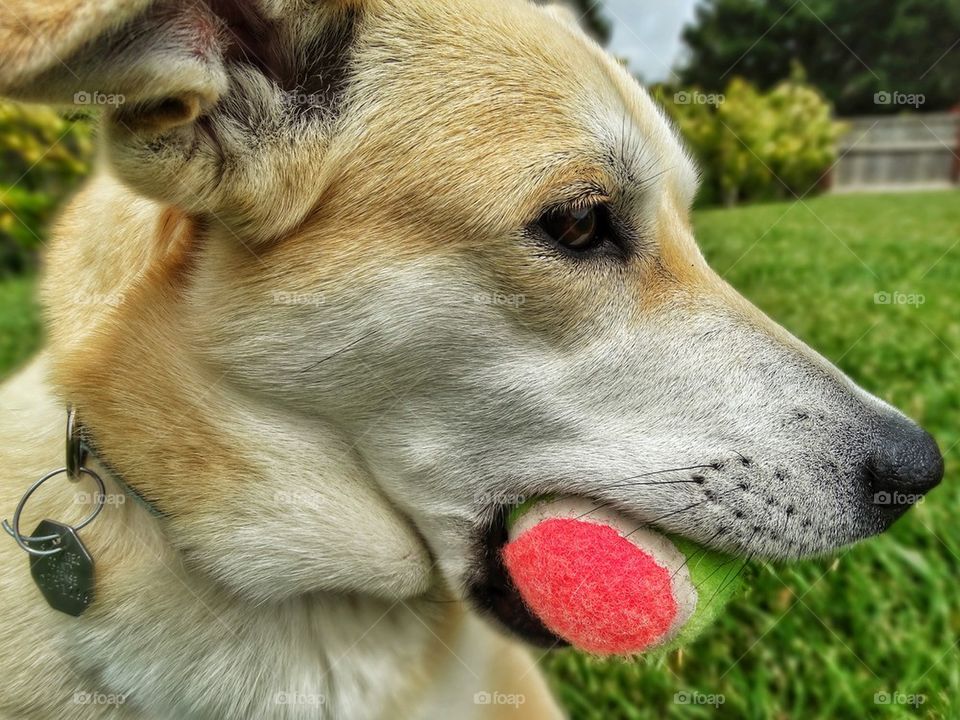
[41,175,435,604]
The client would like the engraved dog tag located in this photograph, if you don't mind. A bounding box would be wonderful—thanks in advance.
[28,520,94,616]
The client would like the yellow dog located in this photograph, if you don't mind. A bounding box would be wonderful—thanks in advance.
[0,1,942,717]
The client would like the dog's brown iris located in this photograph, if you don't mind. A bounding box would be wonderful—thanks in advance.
[539,206,600,251]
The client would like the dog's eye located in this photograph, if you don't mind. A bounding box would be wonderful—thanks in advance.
[537,205,605,252]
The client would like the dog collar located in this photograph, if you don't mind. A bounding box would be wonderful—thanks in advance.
[2,406,163,616]
[68,409,165,519]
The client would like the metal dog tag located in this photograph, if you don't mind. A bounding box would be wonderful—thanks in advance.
[28,520,94,616]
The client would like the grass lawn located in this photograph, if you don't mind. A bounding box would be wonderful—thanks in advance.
[1,191,958,718]
[0,274,42,374]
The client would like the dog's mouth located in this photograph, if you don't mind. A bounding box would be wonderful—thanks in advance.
[466,507,568,649]
[464,495,745,647]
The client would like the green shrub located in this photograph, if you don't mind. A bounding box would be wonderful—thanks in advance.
[658,72,845,207]
[0,101,94,276]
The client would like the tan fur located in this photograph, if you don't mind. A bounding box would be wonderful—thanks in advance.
[0,0,153,92]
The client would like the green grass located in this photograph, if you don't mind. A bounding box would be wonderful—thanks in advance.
[1,192,958,718]
[0,274,42,374]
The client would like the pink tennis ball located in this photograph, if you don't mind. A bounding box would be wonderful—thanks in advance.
[501,498,737,657]
[503,517,676,654]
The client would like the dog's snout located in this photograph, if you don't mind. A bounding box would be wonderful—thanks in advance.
[866,413,944,505]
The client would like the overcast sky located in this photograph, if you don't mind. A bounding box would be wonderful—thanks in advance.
[600,0,701,82]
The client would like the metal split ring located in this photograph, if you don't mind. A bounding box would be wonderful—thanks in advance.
[65,405,89,482]
[2,466,105,557]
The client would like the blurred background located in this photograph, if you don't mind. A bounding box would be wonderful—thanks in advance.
[0,0,957,718]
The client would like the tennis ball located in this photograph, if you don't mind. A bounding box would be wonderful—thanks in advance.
[502,497,743,657]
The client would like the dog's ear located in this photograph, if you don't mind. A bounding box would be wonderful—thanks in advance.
[0,0,230,133]
[0,0,362,240]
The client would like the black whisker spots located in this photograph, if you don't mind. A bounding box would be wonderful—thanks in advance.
[625,500,709,537]
[624,487,740,539]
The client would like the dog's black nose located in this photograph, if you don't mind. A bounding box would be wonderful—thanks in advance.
[867,413,943,507]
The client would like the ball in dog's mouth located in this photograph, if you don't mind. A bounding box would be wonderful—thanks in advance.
[468,506,568,648]
[470,497,743,656]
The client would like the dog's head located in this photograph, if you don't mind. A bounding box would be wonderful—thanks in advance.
[3,0,942,643]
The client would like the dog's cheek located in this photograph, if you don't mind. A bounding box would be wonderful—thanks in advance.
[165,419,436,603]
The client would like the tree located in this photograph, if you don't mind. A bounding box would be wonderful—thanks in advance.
[677,0,960,115]
[0,102,92,275]
[661,72,845,206]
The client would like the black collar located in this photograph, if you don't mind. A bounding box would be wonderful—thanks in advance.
[72,409,166,519]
